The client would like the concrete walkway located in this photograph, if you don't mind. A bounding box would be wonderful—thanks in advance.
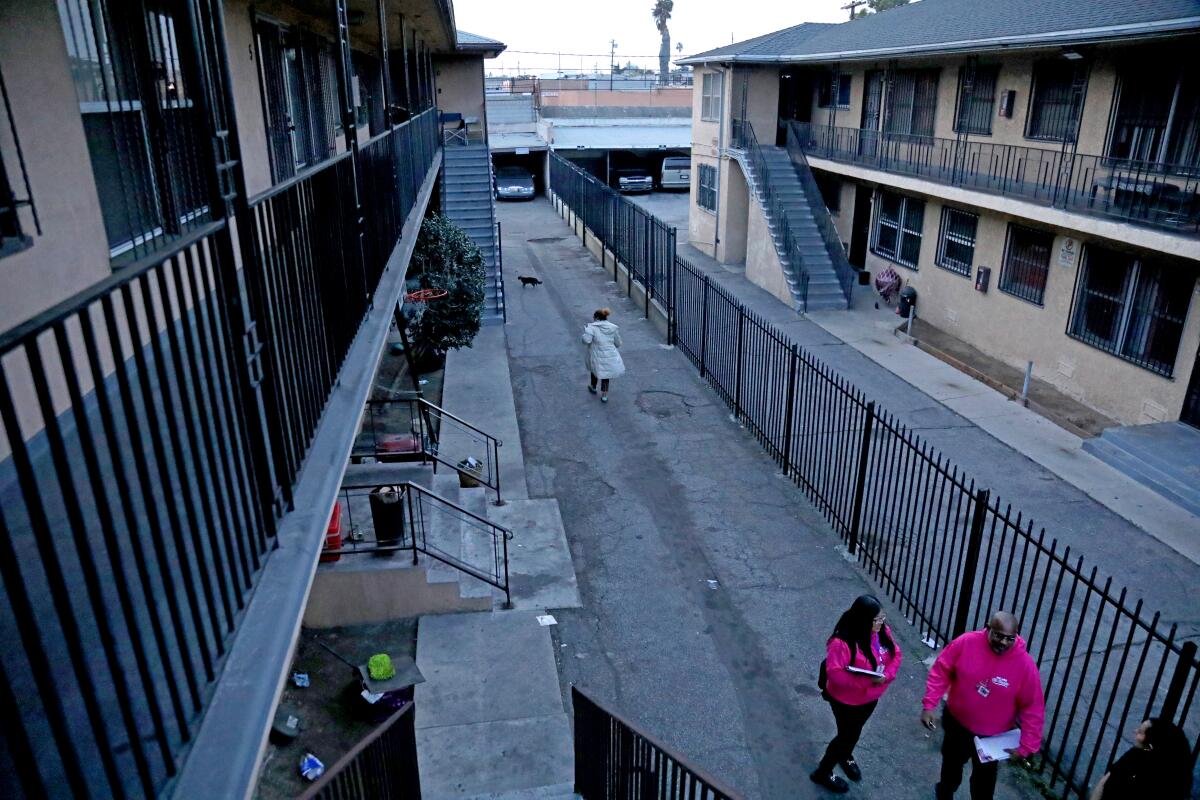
[498,197,1047,799]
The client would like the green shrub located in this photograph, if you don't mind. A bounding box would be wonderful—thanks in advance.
[409,214,486,354]
[368,653,395,681]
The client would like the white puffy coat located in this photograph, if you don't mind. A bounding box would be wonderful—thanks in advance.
[582,320,625,379]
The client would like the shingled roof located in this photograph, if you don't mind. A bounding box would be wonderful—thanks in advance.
[679,0,1200,64]
[456,30,507,55]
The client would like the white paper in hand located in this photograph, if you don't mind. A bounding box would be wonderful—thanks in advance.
[974,728,1021,763]
[846,665,884,677]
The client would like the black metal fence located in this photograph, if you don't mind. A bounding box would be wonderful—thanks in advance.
[298,702,421,800]
[793,121,1200,233]
[573,687,743,800]
[0,106,438,799]
[549,155,1200,798]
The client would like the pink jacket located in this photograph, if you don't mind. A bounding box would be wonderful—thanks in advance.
[922,630,1046,757]
[825,627,903,706]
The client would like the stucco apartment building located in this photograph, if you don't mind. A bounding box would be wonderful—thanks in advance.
[680,0,1200,429]
[0,0,498,796]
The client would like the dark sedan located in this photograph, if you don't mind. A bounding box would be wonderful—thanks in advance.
[612,168,653,194]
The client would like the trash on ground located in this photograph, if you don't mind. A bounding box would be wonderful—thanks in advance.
[706,579,719,589]
[537,614,557,626]
[360,688,384,704]
[291,672,309,688]
[299,753,324,782]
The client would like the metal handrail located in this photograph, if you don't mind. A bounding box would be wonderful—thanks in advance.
[496,220,506,323]
[298,702,420,799]
[785,122,856,305]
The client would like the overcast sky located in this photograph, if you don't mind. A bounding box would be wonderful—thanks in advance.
[452,0,849,75]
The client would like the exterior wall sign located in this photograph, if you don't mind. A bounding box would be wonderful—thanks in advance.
[1058,237,1078,268]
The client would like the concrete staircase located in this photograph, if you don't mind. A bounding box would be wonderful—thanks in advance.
[738,146,849,312]
[1082,421,1200,517]
[443,143,504,322]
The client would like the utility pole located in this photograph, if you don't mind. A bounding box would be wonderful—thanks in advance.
[841,0,865,18]
[609,39,618,91]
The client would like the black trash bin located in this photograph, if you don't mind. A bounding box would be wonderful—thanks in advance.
[369,486,406,556]
[897,286,917,319]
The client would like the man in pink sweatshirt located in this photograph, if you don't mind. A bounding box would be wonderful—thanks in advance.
[921,611,1045,800]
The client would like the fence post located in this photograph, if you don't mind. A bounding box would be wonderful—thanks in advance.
[733,308,745,417]
[847,401,876,555]
[1160,641,1199,723]
[952,488,991,638]
[781,344,799,476]
[698,276,710,378]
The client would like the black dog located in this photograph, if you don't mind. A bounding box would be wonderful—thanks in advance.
[518,275,543,287]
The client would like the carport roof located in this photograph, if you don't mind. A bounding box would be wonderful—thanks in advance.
[548,121,691,151]
[489,132,549,152]
[678,0,1200,65]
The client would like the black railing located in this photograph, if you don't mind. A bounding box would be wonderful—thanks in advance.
[496,220,507,323]
[784,124,858,302]
[298,702,421,799]
[0,108,440,798]
[357,394,504,503]
[335,481,513,607]
[793,122,1200,233]
[732,122,812,310]
[573,687,743,800]
[549,155,1200,798]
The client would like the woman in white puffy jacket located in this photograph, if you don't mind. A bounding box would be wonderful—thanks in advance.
[582,308,625,402]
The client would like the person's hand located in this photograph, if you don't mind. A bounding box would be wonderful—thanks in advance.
[872,673,886,685]
[920,710,938,730]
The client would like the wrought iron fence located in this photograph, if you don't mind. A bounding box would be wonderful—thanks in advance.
[549,154,1200,798]
[298,702,421,800]
[793,121,1200,233]
[573,687,743,800]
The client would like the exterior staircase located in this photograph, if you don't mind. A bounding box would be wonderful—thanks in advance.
[737,144,850,311]
[442,143,505,322]
[1082,421,1200,517]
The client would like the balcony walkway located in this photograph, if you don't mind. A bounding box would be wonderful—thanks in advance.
[496,197,1047,799]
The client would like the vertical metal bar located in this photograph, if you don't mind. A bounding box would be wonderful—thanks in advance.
[698,275,710,378]
[781,343,799,477]
[952,488,990,637]
[847,400,876,556]
[1161,640,1198,722]
[733,307,745,417]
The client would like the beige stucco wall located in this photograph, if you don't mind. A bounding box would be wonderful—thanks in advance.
[745,191,793,306]
[541,87,691,108]
[435,55,485,124]
[858,189,1200,425]
[0,0,112,331]
[717,159,749,263]
[688,65,725,256]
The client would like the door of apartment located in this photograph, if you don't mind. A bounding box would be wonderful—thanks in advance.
[1183,347,1200,428]
[848,184,872,268]
[777,70,813,146]
[860,71,884,158]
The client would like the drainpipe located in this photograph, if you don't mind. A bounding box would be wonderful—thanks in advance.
[713,64,726,258]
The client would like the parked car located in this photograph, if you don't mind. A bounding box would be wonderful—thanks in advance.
[658,157,690,190]
[612,168,653,194]
[494,166,535,200]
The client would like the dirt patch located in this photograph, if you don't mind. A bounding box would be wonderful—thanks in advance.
[527,236,567,243]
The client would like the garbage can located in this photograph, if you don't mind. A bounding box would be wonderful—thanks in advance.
[369,486,405,556]
[897,286,918,319]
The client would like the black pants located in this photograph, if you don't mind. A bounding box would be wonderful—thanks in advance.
[817,697,877,773]
[935,709,999,800]
[589,373,610,391]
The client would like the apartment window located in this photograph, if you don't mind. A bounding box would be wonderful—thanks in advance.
[999,224,1053,304]
[817,71,852,109]
[872,190,924,269]
[953,65,998,136]
[58,0,214,262]
[1069,245,1193,376]
[1108,62,1200,168]
[935,207,978,276]
[697,163,717,211]
[813,171,841,212]
[884,69,940,137]
[1026,61,1087,142]
[701,72,723,121]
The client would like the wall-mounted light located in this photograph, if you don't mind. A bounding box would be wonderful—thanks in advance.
[1060,49,1083,60]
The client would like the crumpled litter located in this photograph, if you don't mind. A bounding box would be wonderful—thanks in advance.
[300,752,324,781]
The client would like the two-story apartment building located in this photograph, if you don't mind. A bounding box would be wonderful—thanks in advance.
[680,0,1200,430]
[0,0,498,796]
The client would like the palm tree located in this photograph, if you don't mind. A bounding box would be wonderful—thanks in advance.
[651,0,674,85]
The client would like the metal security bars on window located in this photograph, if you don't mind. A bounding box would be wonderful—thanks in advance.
[697,163,717,211]
[1108,61,1200,171]
[935,206,978,277]
[954,64,998,136]
[999,223,1053,305]
[871,189,923,269]
[1026,61,1088,143]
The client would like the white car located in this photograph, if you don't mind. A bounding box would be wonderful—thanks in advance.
[494,166,535,200]
[659,157,690,190]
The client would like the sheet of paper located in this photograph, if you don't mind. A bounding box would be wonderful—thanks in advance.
[846,665,884,676]
[537,614,557,626]
[974,728,1021,763]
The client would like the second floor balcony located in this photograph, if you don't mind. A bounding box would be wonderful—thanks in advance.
[787,121,1200,236]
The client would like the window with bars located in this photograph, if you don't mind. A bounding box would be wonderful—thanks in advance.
[935,207,978,276]
[697,163,717,211]
[872,190,924,269]
[1068,246,1193,376]
[954,65,998,136]
[58,0,215,263]
[1026,61,1087,142]
[1108,61,1200,169]
[817,71,851,109]
[884,68,940,138]
[701,72,723,122]
[999,224,1053,304]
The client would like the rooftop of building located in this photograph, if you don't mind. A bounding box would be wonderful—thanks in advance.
[679,0,1200,64]
[457,29,506,56]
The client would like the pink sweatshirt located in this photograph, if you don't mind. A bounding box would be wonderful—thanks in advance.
[922,630,1046,757]
[825,626,903,706]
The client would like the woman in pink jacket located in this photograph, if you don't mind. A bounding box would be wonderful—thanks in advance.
[811,594,903,793]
